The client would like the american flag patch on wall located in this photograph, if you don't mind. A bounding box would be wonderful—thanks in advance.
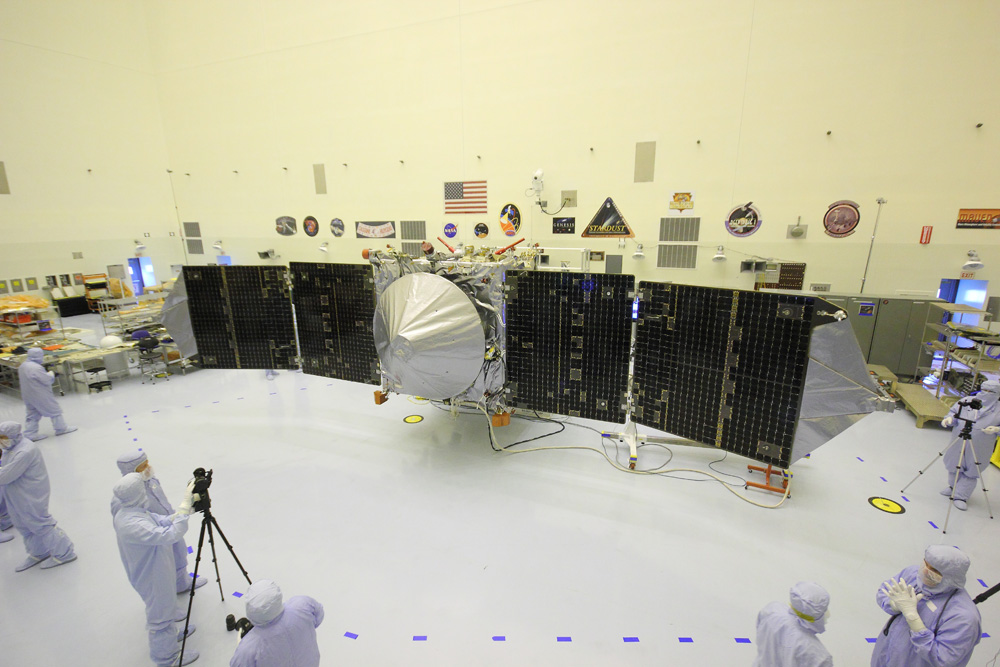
[444,181,487,214]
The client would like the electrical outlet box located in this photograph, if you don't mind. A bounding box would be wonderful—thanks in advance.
[810,283,831,292]
[561,190,577,207]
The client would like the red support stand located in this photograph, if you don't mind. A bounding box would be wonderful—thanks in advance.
[746,463,790,495]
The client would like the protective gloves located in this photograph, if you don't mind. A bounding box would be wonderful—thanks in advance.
[983,425,999,435]
[176,480,199,515]
[941,415,954,428]
[883,578,926,633]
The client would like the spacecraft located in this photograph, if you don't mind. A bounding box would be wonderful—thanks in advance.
[172,241,888,470]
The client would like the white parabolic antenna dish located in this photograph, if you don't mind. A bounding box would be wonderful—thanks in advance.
[373,272,487,399]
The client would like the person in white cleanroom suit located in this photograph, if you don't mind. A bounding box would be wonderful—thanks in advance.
[0,421,76,570]
[113,473,200,666]
[111,450,207,595]
[17,348,76,440]
[0,489,15,543]
[752,581,832,667]
[230,579,324,667]
[940,379,1000,510]
[871,544,981,667]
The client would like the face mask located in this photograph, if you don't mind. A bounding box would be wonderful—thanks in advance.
[141,466,154,481]
[921,565,943,588]
[0,437,9,449]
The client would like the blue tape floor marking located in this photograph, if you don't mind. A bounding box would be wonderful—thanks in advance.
[623,637,639,643]
[232,591,243,598]
[557,637,572,642]
[979,579,988,587]
[880,477,887,482]
[679,637,693,643]
[344,632,358,640]
[152,410,159,413]
[735,638,751,643]
[866,637,877,643]
[983,632,991,638]
[413,636,427,641]
[857,457,865,462]
[929,521,939,529]
[213,401,220,404]
[492,636,505,642]
[902,496,910,502]
[187,546,193,554]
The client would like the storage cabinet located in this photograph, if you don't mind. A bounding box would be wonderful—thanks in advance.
[820,294,939,378]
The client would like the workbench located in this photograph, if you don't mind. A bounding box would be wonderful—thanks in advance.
[895,382,951,428]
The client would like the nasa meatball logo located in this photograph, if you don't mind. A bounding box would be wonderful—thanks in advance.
[443,223,457,238]
[725,202,761,237]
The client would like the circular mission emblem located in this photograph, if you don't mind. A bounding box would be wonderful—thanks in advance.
[303,216,319,237]
[725,202,761,237]
[868,497,904,514]
[474,223,489,238]
[444,223,457,238]
[824,200,860,238]
[330,218,345,237]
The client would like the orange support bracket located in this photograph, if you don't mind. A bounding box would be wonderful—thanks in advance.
[746,463,790,495]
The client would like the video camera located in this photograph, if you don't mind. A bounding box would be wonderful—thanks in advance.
[191,468,213,513]
[226,614,254,638]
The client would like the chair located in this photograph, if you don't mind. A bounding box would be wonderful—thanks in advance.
[84,365,112,393]
[137,337,169,384]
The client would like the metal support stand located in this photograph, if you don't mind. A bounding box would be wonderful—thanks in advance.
[901,404,994,533]
[746,464,791,495]
[178,507,252,666]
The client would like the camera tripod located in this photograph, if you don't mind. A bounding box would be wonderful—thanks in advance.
[178,494,252,665]
[901,400,994,534]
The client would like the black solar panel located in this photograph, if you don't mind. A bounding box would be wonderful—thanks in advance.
[290,262,380,385]
[183,266,296,369]
[632,283,814,467]
[505,271,633,423]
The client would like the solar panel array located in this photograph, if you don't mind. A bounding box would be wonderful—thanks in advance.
[632,283,815,468]
[290,262,380,385]
[504,271,633,423]
[183,266,296,369]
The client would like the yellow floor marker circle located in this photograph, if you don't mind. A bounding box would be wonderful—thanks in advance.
[868,497,905,514]
[403,415,424,424]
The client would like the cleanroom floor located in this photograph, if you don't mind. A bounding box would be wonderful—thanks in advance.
[1,316,998,666]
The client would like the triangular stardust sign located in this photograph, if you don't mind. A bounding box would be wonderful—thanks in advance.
[582,197,633,238]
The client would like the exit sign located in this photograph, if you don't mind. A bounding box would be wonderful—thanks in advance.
[961,271,976,278]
